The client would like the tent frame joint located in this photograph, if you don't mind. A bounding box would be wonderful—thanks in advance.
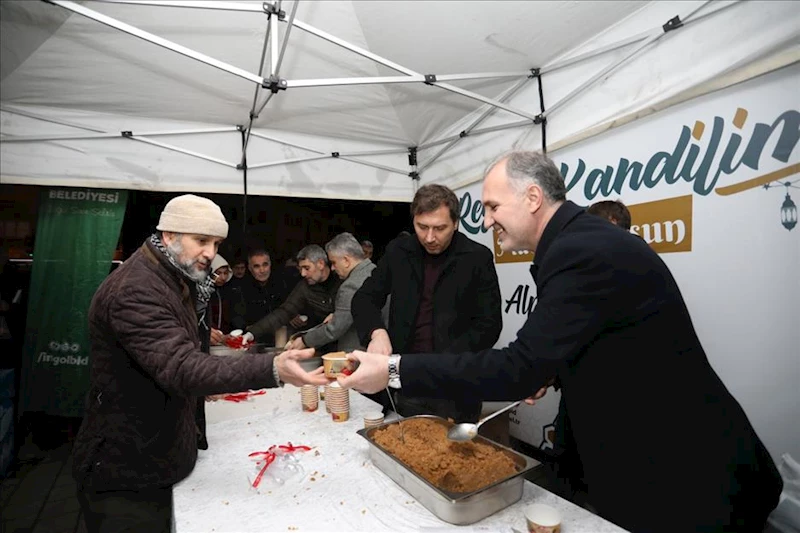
[236,124,246,132]
[262,75,288,93]
[662,15,684,33]
[533,114,546,125]
[331,152,340,158]
[121,131,132,138]
[237,162,247,170]
[407,147,418,167]
[262,2,285,20]
[424,74,437,85]
[529,68,541,78]
[409,171,420,181]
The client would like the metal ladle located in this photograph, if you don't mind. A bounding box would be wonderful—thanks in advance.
[447,400,522,442]
[385,388,404,443]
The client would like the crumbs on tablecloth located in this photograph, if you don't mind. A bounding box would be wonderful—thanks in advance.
[288,527,298,531]
[314,450,320,456]
[310,477,316,481]
[361,509,366,515]
[222,500,229,505]
[321,474,325,478]
[340,501,344,505]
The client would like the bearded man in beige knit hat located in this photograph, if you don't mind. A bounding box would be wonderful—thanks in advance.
[72,194,327,533]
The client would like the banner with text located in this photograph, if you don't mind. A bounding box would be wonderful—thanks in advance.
[21,188,127,417]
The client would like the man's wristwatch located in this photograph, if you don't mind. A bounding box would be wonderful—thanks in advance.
[388,355,401,389]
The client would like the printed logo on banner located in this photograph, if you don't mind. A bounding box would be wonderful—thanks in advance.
[629,195,693,253]
[561,107,799,233]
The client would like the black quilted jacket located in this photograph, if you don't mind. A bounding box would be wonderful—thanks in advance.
[72,240,278,491]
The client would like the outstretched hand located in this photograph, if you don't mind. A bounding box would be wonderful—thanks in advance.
[336,350,390,394]
[275,347,329,387]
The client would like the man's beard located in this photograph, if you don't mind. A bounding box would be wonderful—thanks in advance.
[166,240,208,282]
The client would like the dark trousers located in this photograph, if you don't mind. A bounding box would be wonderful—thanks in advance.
[77,486,172,533]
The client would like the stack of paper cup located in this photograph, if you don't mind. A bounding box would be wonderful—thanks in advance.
[326,382,350,422]
[300,384,318,412]
[363,411,385,429]
[323,384,332,412]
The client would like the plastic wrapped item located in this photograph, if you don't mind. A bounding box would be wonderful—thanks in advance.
[247,443,312,493]
[768,453,800,533]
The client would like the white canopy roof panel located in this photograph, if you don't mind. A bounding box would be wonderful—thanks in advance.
[1,0,798,200]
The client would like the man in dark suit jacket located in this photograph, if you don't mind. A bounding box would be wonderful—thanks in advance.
[341,151,782,533]
[352,184,502,422]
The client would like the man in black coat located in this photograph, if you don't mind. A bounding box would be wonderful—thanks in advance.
[351,184,501,422]
[341,152,782,533]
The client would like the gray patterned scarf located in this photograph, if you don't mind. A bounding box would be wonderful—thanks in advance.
[150,233,216,317]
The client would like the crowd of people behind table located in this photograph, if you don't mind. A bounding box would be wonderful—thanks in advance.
[72,151,782,533]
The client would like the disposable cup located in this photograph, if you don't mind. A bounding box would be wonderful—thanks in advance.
[524,503,561,533]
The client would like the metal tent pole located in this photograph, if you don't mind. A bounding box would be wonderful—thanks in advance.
[247,132,408,176]
[416,75,532,171]
[287,71,529,88]
[93,0,263,12]
[46,1,265,86]
[417,76,532,151]
[250,131,325,154]
[247,154,330,169]
[543,1,712,120]
[241,22,272,166]
[127,134,237,168]
[289,17,537,121]
[1,133,120,143]
[0,106,106,133]
[0,127,236,143]
[543,0,739,75]
[337,148,409,157]
[338,156,407,176]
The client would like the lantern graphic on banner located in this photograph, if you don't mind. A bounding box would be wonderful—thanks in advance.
[781,190,797,231]
[765,180,799,232]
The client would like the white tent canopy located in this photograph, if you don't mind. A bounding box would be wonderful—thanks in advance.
[1,0,798,200]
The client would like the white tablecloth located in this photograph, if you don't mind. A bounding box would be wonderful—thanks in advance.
[173,387,627,533]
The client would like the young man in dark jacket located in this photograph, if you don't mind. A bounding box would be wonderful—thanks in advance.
[341,151,782,533]
[351,184,502,423]
[72,195,327,533]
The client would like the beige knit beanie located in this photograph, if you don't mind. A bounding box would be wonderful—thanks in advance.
[156,194,228,238]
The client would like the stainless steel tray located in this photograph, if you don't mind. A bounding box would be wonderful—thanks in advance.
[356,415,539,525]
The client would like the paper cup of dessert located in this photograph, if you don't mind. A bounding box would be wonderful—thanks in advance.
[322,352,358,378]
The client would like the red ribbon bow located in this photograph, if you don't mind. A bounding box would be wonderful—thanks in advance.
[223,390,267,402]
[248,442,312,488]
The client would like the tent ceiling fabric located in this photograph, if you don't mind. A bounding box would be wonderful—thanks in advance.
[0,0,645,146]
[1,1,798,200]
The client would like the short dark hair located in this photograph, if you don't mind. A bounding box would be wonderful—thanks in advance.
[297,244,328,265]
[586,200,632,230]
[247,249,270,262]
[410,184,459,223]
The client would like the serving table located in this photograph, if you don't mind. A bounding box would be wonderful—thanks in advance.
[173,387,627,532]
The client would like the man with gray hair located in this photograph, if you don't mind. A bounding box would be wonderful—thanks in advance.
[286,233,377,352]
[73,194,327,533]
[341,151,782,533]
[246,244,341,347]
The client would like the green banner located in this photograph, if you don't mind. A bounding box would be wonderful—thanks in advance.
[21,187,127,417]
